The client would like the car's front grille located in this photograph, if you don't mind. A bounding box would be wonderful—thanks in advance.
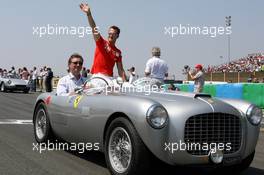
[15,85,26,89]
[184,113,241,155]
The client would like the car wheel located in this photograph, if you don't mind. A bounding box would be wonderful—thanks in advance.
[33,102,54,143]
[0,83,6,92]
[105,117,150,175]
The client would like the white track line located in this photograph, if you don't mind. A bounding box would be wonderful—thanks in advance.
[0,119,32,125]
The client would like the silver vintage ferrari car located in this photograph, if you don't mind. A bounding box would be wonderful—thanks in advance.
[33,76,262,175]
[0,74,30,93]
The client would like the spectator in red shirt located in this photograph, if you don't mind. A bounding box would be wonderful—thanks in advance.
[80,3,127,81]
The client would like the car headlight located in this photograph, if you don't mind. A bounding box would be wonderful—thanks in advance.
[246,105,262,126]
[7,80,12,85]
[146,104,168,129]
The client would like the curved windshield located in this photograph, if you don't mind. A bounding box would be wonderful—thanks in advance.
[132,77,162,88]
[82,75,116,95]
[81,76,164,96]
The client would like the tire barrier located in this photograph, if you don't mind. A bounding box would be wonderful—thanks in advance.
[170,83,264,108]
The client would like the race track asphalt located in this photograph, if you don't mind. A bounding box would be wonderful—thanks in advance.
[0,92,263,175]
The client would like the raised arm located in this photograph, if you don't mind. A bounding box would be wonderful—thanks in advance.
[188,71,196,80]
[117,62,127,82]
[80,3,100,41]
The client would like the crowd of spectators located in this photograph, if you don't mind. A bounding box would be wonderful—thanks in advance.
[205,54,264,73]
[0,66,54,92]
[1,53,263,94]
[0,65,94,93]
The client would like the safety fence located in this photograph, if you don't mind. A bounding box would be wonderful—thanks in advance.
[194,71,264,83]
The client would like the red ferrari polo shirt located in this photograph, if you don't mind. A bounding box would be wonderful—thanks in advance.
[91,36,122,76]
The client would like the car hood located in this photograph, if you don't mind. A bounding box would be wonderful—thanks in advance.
[123,91,241,117]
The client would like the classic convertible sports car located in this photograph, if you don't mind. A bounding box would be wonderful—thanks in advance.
[33,75,262,175]
[0,74,30,93]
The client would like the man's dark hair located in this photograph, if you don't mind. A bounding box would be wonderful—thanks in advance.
[169,83,176,91]
[68,53,84,65]
[110,25,120,36]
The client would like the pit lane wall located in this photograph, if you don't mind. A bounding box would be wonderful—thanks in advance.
[167,83,264,109]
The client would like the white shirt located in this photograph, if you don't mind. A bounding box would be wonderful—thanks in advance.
[32,70,38,80]
[128,71,136,84]
[193,70,205,93]
[57,73,86,96]
[145,56,168,80]
[10,69,16,76]
[39,71,46,80]
[43,70,48,80]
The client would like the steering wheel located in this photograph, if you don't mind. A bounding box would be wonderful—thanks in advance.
[83,76,109,89]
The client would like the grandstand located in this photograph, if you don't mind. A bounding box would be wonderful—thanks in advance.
[205,53,264,73]
[201,53,264,83]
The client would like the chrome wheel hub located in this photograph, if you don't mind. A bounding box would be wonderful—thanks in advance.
[108,127,132,173]
[35,109,47,140]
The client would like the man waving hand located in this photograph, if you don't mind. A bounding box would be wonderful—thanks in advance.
[80,3,127,81]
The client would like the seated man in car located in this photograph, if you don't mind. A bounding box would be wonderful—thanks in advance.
[57,53,87,96]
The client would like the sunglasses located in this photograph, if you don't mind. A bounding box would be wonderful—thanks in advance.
[71,61,83,65]
[108,32,118,36]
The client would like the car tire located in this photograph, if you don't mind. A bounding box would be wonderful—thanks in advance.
[104,117,150,175]
[33,102,54,143]
[0,83,6,92]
